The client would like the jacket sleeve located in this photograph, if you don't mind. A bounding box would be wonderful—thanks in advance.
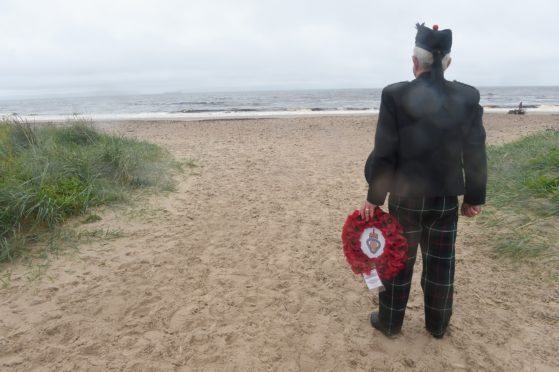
[364,88,399,205]
[462,103,487,205]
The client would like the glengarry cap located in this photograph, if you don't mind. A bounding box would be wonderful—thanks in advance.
[415,23,452,55]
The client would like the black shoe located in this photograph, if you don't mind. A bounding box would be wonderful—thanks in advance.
[427,328,446,339]
[370,312,400,337]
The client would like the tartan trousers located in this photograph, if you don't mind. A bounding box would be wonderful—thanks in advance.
[378,195,459,336]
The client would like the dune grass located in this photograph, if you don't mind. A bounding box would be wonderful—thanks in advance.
[0,118,184,263]
[477,129,558,260]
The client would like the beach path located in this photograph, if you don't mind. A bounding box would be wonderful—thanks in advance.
[1,113,558,371]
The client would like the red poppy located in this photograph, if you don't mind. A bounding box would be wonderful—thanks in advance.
[341,208,408,280]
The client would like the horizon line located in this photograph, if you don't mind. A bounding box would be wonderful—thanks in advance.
[1,84,559,101]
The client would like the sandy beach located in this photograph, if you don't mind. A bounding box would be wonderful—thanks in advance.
[1,113,558,371]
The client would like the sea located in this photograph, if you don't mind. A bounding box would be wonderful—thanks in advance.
[1,86,558,121]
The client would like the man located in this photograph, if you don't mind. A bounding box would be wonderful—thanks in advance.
[361,23,487,339]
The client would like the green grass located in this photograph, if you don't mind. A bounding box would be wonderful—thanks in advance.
[0,118,186,263]
[478,130,559,260]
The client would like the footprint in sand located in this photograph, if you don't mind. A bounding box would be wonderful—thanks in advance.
[168,304,200,332]
[285,291,304,314]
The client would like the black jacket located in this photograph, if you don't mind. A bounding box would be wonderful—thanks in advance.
[365,72,487,205]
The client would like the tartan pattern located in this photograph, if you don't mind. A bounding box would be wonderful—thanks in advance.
[378,195,458,336]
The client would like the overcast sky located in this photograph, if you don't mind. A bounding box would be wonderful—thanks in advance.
[1,0,558,98]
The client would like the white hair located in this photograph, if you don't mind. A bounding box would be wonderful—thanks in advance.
[413,47,451,70]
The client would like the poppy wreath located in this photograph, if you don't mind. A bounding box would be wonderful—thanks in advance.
[341,208,408,280]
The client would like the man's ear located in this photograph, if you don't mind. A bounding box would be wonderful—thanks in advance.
[412,56,419,70]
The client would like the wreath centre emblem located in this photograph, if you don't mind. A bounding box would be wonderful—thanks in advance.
[359,227,385,259]
[367,231,381,254]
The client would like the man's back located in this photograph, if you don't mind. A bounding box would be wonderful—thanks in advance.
[365,72,486,205]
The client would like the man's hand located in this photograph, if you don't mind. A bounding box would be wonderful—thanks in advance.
[360,201,378,221]
[461,203,481,217]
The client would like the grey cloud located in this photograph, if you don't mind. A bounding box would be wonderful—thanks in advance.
[0,0,558,98]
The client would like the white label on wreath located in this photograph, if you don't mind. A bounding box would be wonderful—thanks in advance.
[363,269,383,289]
[359,227,385,259]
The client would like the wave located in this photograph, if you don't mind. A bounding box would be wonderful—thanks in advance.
[4,103,559,122]
[3,108,376,122]
[483,104,539,109]
[172,108,267,114]
[170,101,227,106]
[172,107,372,114]
[345,107,373,111]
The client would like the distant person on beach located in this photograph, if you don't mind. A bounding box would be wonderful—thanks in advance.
[360,23,487,339]
[508,101,525,114]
